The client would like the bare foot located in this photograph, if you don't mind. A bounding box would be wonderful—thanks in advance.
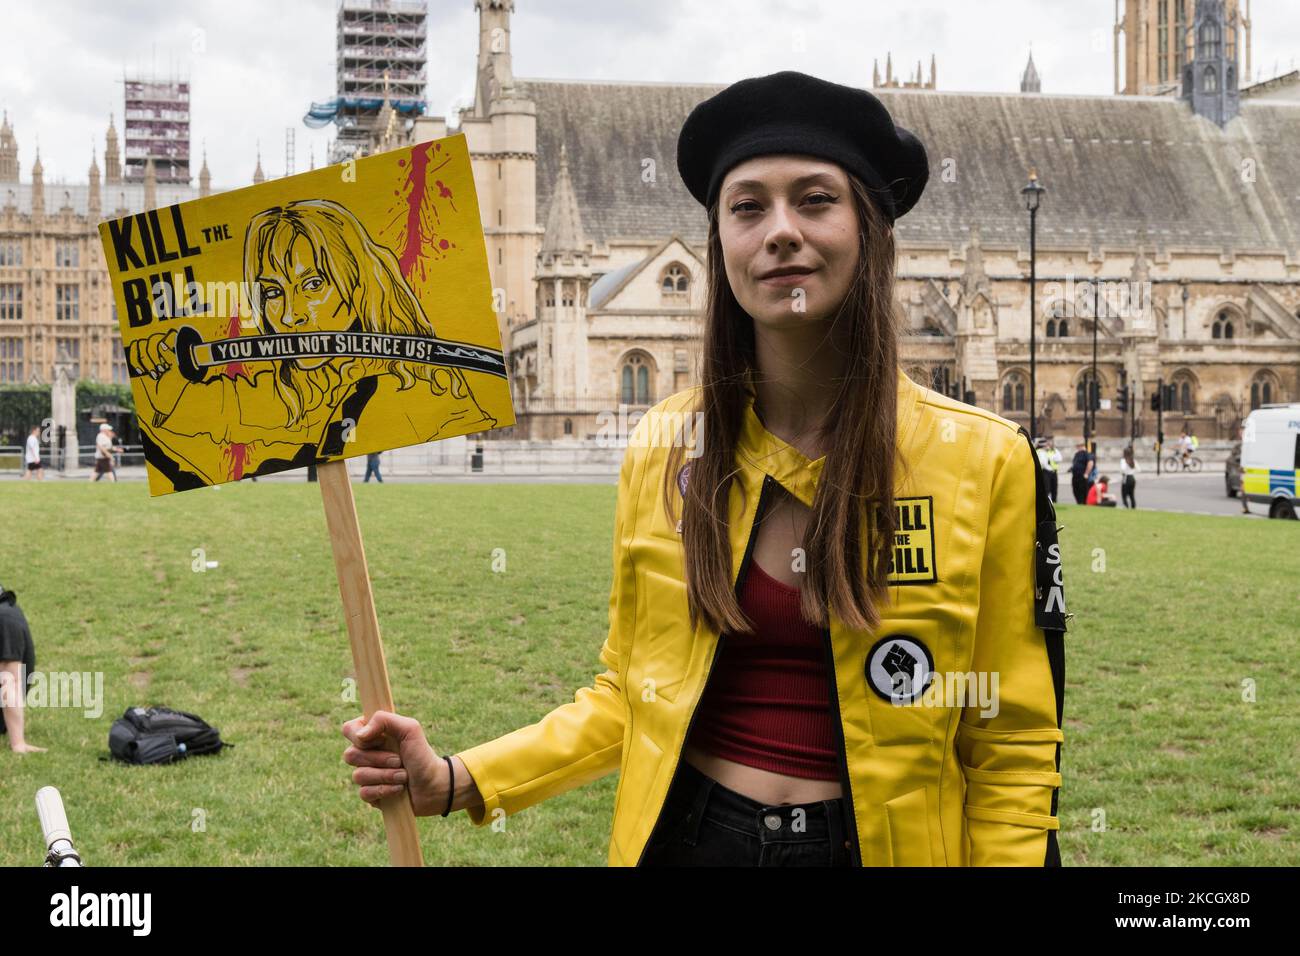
[11,743,47,753]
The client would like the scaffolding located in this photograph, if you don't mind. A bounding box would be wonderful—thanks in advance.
[315,0,427,163]
[123,71,191,184]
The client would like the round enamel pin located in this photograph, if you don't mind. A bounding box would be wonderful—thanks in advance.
[865,634,935,704]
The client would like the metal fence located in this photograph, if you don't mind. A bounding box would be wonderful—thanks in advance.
[0,444,146,473]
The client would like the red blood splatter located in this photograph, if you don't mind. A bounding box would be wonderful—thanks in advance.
[435,179,453,201]
[439,239,449,249]
[397,144,432,281]
[219,313,251,480]
[221,314,250,380]
[222,442,249,481]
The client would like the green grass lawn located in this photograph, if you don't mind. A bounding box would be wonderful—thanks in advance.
[0,481,1295,866]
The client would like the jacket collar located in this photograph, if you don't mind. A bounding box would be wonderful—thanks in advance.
[736,367,919,508]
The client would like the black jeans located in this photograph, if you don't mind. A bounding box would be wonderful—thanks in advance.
[640,759,854,866]
[1122,475,1136,508]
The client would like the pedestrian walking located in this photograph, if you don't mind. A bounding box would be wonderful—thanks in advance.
[1069,440,1094,505]
[1119,445,1139,508]
[23,425,44,480]
[90,423,122,482]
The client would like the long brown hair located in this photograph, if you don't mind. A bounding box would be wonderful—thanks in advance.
[244,199,465,427]
[662,171,902,636]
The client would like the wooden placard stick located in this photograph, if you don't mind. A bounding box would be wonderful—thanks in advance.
[318,459,424,867]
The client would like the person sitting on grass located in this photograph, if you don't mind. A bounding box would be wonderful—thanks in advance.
[1086,473,1118,507]
[0,581,44,753]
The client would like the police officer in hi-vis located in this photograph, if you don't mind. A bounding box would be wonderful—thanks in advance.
[343,70,1069,867]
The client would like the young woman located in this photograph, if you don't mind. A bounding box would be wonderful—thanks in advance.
[1087,474,1118,507]
[1120,445,1140,508]
[342,71,1068,867]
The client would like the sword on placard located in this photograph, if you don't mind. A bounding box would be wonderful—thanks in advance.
[134,324,507,426]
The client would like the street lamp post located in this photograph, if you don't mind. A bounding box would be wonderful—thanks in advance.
[1021,168,1046,441]
[1091,274,1100,453]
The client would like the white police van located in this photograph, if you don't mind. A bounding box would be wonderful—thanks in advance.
[1240,403,1300,519]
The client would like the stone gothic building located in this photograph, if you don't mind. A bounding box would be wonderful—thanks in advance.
[409,0,1298,442]
[0,114,208,387]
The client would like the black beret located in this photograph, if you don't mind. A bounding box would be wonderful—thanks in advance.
[676,70,929,224]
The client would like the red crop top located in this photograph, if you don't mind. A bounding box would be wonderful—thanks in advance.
[685,559,841,781]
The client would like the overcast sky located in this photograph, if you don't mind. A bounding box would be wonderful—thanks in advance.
[1,0,1297,188]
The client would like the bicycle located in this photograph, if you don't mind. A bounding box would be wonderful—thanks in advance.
[1162,452,1203,473]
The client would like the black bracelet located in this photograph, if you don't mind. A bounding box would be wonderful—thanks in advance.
[442,755,455,817]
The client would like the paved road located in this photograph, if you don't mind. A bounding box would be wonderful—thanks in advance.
[2,466,618,486]
[1052,472,1266,519]
[7,466,1283,519]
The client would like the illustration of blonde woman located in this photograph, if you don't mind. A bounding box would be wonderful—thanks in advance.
[126,199,497,485]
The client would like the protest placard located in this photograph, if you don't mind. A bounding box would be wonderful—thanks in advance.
[99,135,516,865]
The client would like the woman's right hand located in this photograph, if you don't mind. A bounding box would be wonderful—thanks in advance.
[341,710,448,816]
[126,330,177,380]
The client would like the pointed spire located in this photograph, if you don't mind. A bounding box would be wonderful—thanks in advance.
[88,143,101,218]
[30,147,44,220]
[143,156,157,210]
[104,113,121,184]
[872,58,880,88]
[252,144,265,184]
[540,141,587,256]
[198,147,211,198]
[0,109,17,182]
[1021,50,1042,92]
[886,51,893,84]
[930,52,937,88]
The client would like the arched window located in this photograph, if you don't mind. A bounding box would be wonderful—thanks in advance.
[1045,301,1069,338]
[1001,371,1027,412]
[1250,373,1275,410]
[1045,317,1070,337]
[1199,21,1220,59]
[1203,66,1218,93]
[620,353,653,405]
[1212,311,1234,339]
[563,418,573,436]
[1166,371,1197,414]
[660,262,690,298]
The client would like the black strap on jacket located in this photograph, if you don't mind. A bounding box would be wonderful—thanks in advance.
[1016,426,1069,867]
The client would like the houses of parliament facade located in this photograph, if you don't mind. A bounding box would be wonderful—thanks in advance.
[3,0,1297,445]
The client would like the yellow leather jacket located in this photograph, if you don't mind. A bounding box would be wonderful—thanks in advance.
[456,369,1068,866]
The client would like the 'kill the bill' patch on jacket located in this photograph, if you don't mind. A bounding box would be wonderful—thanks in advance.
[455,369,1069,866]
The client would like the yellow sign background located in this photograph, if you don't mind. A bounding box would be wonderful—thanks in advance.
[98,133,514,496]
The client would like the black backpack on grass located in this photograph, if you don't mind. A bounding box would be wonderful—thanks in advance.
[108,706,230,765]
